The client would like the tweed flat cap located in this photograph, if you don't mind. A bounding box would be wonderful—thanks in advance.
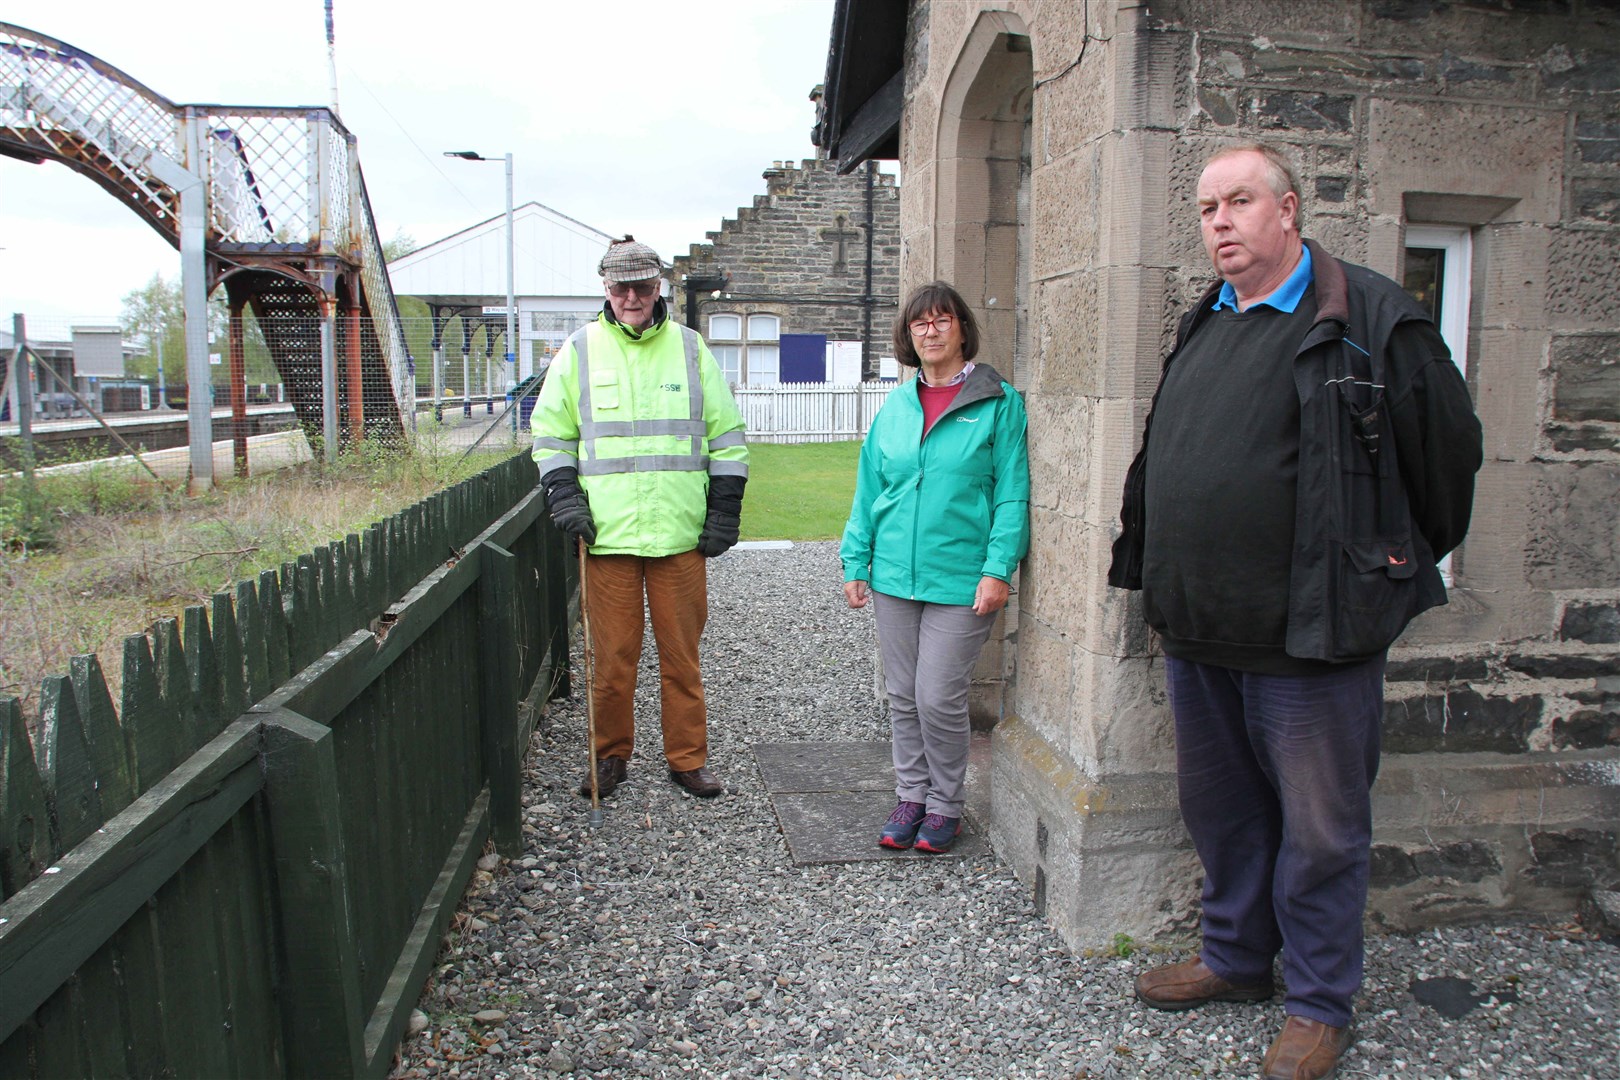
[598,236,663,283]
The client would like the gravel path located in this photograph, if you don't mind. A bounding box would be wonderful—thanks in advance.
[391,542,1620,1079]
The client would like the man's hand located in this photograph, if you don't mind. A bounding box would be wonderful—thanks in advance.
[697,509,740,558]
[542,469,597,545]
[972,576,1009,616]
[843,580,870,609]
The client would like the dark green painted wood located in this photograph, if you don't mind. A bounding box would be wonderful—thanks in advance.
[0,698,49,899]
[260,710,365,1078]
[362,788,490,1078]
[31,974,90,1078]
[153,619,198,775]
[70,654,134,818]
[479,544,522,857]
[185,604,224,740]
[119,633,164,797]
[362,524,385,623]
[0,718,261,1043]
[213,591,248,723]
[261,568,291,689]
[237,579,268,707]
[317,544,341,655]
[38,676,101,852]
[222,807,285,1076]
[153,839,231,1077]
[341,533,363,627]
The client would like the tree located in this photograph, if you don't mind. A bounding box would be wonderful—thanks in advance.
[120,273,185,387]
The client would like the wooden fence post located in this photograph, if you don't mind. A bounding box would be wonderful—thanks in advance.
[478,544,522,857]
[260,709,365,1078]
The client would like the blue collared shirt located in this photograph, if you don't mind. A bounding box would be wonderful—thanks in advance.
[1213,244,1313,313]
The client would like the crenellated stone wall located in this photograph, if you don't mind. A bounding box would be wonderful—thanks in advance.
[671,156,901,378]
[890,0,1620,949]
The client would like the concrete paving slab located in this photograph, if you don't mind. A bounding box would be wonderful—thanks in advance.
[753,740,986,864]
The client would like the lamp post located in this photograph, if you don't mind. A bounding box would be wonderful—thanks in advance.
[444,151,516,431]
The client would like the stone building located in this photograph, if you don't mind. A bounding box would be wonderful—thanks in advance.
[818,1,1620,948]
[671,155,901,384]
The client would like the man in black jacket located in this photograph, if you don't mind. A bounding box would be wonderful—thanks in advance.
[1108,144,1482,1080]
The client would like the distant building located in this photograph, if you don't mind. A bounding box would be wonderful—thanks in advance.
[672,155,901,385]
[388,202,617,395]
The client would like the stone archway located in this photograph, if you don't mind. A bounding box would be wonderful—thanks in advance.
[930,11,1035,728]
[935,10,1033,391]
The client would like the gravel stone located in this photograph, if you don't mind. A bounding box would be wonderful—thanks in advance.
[389,542,1620,1079]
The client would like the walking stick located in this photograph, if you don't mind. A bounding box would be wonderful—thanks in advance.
[578,541,605,829]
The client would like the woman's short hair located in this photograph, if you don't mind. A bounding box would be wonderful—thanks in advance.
[892,280,981,367]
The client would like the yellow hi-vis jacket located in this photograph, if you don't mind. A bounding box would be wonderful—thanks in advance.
[531,311,749,557]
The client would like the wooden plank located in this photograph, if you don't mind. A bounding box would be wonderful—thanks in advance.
[479,544,522,857]
[260,709,365,1079]
[0,698,48,900]
[481,486,547,553]
[37,676,101,852]
[222,808,284,1075]
[238,578,271,706]
[118,632,165,797]
[212,591,247,724]
[153,618,199,764]
[185,604,224,740]
[362,787,489,1078]
[317,544,341,655]
[0,717,262,1042]
[152,837,231,1077]
[69,654,134,818]
[262,567,291,690]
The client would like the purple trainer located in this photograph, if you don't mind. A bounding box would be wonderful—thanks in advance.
[879,800,927,849]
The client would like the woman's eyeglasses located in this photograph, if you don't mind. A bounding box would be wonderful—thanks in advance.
[908,314,955,336]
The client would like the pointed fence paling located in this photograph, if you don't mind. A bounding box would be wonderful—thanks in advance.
[0,450,571,1077]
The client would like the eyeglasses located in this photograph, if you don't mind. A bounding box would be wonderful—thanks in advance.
[608,280,660,299]
[908,313,955,336]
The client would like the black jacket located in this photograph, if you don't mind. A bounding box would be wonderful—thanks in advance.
[1108,240,1484,663]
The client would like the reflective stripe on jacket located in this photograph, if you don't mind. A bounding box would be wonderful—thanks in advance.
[841,363,1030,606]
[531,311,748,557]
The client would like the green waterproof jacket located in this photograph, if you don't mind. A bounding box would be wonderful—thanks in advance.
[841,363,1030,605]
[531,307,748,557]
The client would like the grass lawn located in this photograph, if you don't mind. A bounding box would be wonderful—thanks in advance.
[739,440,861,542]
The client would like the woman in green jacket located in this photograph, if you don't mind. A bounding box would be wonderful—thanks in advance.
[841,281,1030,853]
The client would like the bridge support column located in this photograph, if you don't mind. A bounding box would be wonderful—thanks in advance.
[180,111,213,493]
[345,280,364,445]
[228,296,248,478]
[319,294,339,465]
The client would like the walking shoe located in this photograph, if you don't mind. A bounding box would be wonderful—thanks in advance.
[913,813,961,853]
[878,801,927,849]
[669,766,724,798]
[1261,1016,1352,1080]
[578,756,628,798]
[1134,956,1274,1011]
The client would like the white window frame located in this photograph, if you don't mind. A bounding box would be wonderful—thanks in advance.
[747,344,780,385]
[708,313,742,340]
[1404,224,1473,583]
[747,314,780,342]
[711,344,741,385]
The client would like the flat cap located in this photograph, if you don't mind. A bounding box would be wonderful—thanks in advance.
[598,235,663,283]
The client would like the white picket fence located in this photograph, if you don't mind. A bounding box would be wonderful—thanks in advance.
[732,383,896,444]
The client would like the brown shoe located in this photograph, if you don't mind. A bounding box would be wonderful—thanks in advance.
[1261,1016,1352,1080]
[578,756,627,798]
[668,766,724,798]
[1135,956,1275,1011]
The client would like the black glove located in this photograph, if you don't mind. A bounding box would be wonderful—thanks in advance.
[697,474,746,558]
[541,467,596,545]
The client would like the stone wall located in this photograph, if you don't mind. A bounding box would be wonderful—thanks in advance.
[671,157,901,378]
[893,0,1620,950]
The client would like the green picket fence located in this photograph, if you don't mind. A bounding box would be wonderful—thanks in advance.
[0,451,571,1077]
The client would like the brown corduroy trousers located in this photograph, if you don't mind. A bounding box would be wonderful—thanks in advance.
[584,549,709,771]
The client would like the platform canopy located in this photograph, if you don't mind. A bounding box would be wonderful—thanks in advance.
[388,202,617,306]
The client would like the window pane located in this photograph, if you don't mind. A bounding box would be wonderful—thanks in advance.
[709,314,741,339]
[711,345,741,384]
[1402,248,1444,323]
[747,314,780,341]
[748,344,780,385]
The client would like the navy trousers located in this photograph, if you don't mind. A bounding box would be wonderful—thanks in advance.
[1165,653,1385,1028]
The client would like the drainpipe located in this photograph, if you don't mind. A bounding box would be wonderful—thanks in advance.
[861,161,876,381]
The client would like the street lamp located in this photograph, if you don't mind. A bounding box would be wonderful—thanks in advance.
[444,150,516,429]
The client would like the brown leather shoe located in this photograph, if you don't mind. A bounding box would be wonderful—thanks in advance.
[669,766,724,798]
[1135,956,1275,1011]
[578,756,627,798]
[1261,1016,1352,1080]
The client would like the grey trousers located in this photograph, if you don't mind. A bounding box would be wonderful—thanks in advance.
[872,591,997,817]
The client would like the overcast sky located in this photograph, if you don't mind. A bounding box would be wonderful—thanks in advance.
[1,0,838,328]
